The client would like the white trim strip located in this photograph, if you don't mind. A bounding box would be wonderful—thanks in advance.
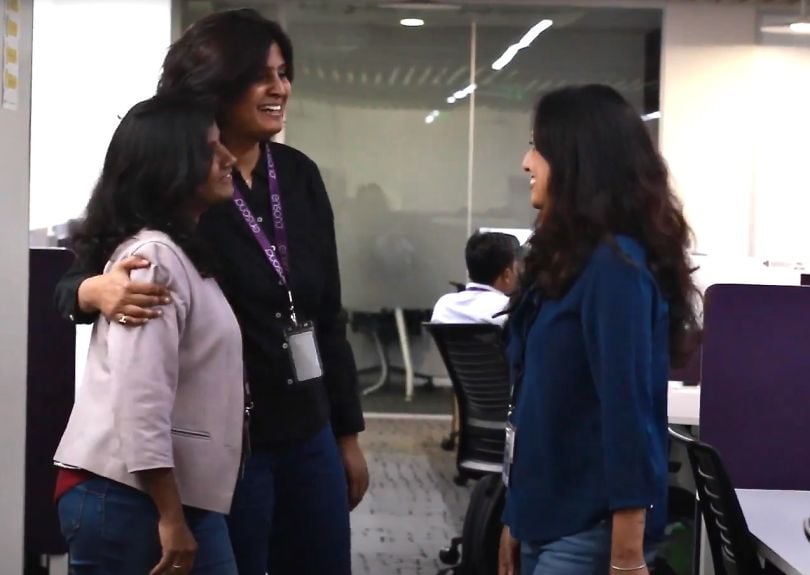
[364,412,453,421]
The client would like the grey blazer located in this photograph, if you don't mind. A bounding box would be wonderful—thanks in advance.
[54,230,244,514]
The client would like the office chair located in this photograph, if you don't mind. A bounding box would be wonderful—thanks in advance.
[668,428,780,575]
[425,323,510,575]
[439,281,481,452]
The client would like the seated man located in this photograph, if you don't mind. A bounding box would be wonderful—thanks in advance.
[432,232,520,326]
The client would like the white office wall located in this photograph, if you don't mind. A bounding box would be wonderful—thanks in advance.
[0,0,33,570]
[29,0,173,233]
[660,3,759,257]
[750,46,810,264]
[661,4,810,265]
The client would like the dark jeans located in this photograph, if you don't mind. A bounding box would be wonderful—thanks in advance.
[58,477,237,575]
[227,424,351,575]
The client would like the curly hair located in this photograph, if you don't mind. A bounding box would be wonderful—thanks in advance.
[521,85,700,366]
[70,96,217,276]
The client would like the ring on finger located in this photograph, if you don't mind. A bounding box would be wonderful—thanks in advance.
[117,314,128,325]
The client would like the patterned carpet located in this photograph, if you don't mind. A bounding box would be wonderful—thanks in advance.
[352,418,471,575]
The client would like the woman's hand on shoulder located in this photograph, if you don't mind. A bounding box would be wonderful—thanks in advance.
[78,256,171,325]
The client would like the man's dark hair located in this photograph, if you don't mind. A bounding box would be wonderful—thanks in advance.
[465,232,520,286]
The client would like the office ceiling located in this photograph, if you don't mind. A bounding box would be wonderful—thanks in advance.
[179,0,801,112]
[180,2,664,110]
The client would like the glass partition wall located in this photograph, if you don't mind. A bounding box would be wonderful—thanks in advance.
[179,0,662,379]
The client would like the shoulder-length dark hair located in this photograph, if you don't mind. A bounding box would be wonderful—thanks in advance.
[522,84,699,365]
[158,8,293,121]
[71,96,216,275]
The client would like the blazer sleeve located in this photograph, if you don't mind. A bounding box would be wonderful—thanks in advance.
[107,241,191,472]
[53,256,100,324]
[581,247,658,511]
[309,162,365,438]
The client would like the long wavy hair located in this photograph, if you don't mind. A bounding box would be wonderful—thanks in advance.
[71,96,217,275]
[521,85,700,366]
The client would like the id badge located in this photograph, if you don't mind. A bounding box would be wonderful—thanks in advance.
[503,421,516,487]
[283,322,323,384]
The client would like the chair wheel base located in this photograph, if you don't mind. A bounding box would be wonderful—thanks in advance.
[439,547,460,565]
[439,536,462,566]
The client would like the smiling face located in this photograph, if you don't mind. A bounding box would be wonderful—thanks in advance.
[522,141,551,210]
[196,124,236,206]
[223,42,291,140]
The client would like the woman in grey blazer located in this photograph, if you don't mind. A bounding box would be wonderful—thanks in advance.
[53,96,244,575]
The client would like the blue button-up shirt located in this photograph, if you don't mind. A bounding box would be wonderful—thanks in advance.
[504,236,670,544]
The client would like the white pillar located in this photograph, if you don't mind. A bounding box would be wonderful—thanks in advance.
[0,0,33,570]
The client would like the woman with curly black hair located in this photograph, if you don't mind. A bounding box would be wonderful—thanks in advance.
[498,85,700,575]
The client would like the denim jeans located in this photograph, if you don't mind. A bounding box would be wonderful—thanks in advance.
[520,522,657,575]
[58,477,237,575]
[226,424,351,575]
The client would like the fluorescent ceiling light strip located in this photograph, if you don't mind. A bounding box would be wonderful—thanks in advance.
[790,21,810,33]
[451,83,476,100]
[492,19,553,71]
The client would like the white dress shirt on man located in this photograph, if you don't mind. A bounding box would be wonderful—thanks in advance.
[431,282,509,326]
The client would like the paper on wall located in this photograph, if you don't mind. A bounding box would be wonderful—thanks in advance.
[2,0,21,111]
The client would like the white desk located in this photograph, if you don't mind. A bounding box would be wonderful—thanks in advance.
[737,489,810,575]
[668,381,700,426]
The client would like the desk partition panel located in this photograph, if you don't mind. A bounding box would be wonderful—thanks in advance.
[700,284,810,490]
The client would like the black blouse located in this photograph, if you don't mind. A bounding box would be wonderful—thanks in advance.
[54,142,365,447]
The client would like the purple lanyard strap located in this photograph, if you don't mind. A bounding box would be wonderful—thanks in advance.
[231,144,298,325]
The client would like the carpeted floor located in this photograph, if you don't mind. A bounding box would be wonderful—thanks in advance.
[352,417,470,575]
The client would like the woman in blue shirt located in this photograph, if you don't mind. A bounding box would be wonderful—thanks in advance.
[498,85,700,575]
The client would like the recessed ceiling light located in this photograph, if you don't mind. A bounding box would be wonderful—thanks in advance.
[400,18,425,27]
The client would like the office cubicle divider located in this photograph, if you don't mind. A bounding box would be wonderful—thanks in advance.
[26,248,75,565]
[700,284,810,490]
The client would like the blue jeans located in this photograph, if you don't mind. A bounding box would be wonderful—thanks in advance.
[227,424,351,575]
[520,522,657,575]
[58,477,237,575]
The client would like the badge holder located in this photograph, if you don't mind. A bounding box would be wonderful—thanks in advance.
[282,293,323,384]
[283,321,323,383]
[503,420,516,487]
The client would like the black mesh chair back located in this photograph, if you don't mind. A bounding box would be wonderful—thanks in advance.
[425,323,510,480]
[670,429,764,575]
